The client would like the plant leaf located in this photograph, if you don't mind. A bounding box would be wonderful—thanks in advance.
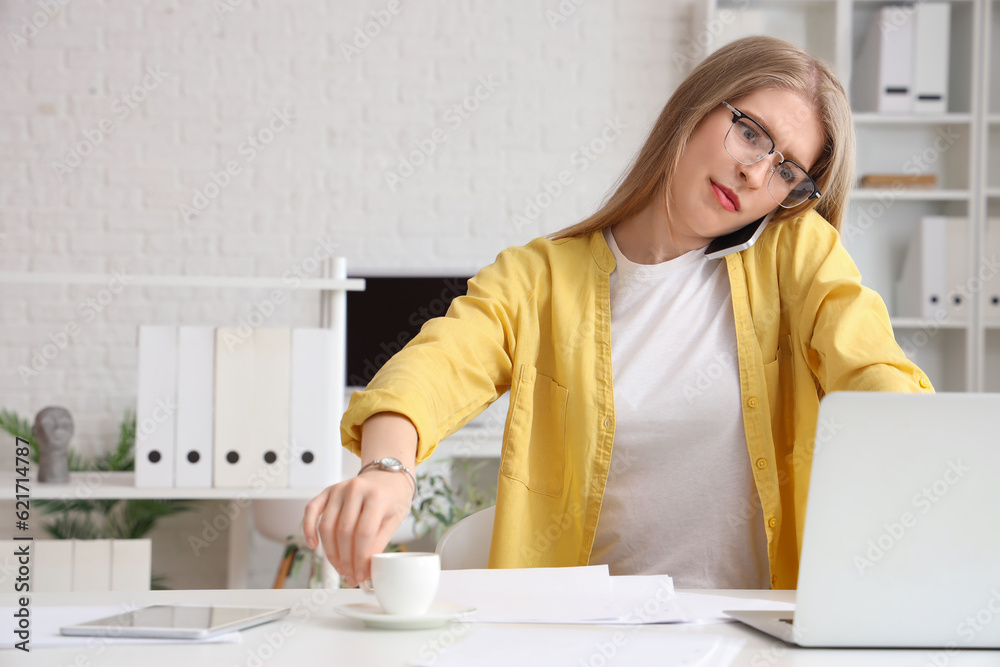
[36,499,99,515]
[45,514,102,540]
[0,409,38,462]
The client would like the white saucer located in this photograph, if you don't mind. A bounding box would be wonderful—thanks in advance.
[335,602,476,630]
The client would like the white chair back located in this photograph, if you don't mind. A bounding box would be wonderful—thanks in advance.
[434,505,495,570]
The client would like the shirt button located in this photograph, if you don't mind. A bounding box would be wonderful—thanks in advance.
[747,397,759,408]
[768,517,778,528]
[919,377,931,389]
[755,458,767,469]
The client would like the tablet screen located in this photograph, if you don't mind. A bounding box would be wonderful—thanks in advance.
[61,605,290,639]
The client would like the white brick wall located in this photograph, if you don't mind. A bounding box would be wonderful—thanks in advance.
[0,0,696,587]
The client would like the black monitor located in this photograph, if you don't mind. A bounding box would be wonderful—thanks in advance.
[345,275,470,388]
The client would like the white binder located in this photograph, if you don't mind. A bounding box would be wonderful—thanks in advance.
[854,5,914,113]
[912,3,951,114]
[213,328,256,487]
[72,539,112,592]
[214,328,291,488]
[175,326,215,488]
[896,216,949,319]
[985,218,1000,325]
[252,328,291,489]
[945,217,969,322]
[135,325,178,488]
[290,328,343,488]
[34,540,74,592]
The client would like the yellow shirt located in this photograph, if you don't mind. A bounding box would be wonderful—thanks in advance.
[341,209,934,589]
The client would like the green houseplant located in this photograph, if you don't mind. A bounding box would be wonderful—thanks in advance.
[408,458,497,544]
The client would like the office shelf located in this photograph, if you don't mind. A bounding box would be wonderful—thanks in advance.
[891,317,969,330]
[851,189,970,202]
[5,471,327,500]
[698,0,995,391]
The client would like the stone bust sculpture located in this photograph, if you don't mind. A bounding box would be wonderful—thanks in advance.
[32,406,73,483]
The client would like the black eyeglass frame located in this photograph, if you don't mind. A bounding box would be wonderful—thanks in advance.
[721,101,822,208]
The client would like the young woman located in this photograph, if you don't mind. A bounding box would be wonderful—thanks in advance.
[303,36,934,590]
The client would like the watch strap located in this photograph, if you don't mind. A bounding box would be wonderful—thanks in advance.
[358,458,417,500]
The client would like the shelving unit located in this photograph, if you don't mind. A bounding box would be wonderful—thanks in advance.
[0,263,365,588]
[982,0,1000,389]
[698,0,996,392]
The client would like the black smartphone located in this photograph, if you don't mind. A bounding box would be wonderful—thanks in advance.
[704,210,775,259]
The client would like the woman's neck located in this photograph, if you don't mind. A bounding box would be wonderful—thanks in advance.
[610,196,701,264]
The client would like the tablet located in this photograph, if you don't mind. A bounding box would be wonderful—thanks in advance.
[60,605,290,640]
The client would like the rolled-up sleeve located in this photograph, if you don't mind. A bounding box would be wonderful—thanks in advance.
[785,215,935,394]
[341,244,535,463]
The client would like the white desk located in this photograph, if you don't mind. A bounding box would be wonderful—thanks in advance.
[3,588,999,666]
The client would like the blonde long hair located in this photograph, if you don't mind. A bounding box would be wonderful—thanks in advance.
[550,36,855,239]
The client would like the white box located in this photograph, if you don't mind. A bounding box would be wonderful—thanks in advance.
[110,539,152,591]
[72,539,112,592]
[34,540,74,592]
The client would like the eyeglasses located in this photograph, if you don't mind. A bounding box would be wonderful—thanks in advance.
[721,101,821,209]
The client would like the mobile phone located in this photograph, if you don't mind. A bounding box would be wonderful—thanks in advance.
[60,605,290,640]
[704,210,775,259]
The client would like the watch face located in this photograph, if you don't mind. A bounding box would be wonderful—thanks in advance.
[379,457,403,471]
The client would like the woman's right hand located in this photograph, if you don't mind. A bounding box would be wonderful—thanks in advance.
[301,412,419,588]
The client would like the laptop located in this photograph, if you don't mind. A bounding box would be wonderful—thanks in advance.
[726,391,1000,648]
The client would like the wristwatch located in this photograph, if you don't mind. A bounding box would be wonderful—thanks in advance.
[358,457,417,500]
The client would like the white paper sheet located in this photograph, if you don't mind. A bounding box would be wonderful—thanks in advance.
[556,575,687,624]
[435,566,616,623]
[407,625,745,667]
[674,592,796,624]
[605,575,686,624]
[434,568,784,626]
[0,606,241,650]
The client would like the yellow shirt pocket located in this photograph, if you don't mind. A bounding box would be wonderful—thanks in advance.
[763,334,794,450]
[500,364,568,497]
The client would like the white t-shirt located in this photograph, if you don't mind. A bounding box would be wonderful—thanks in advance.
[589,228,770,589]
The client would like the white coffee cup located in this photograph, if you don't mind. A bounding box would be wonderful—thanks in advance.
[367,552,441,616]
